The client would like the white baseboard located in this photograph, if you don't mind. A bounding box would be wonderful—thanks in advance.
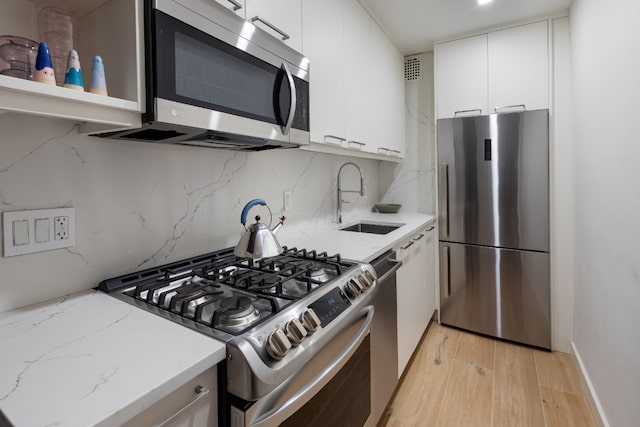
[571,342,610,427]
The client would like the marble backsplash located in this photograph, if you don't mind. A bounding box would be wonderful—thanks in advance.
[0,54,436,313]
[379,53,435,214]
[0,113,381,313]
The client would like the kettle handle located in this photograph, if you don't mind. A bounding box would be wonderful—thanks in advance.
[240,199,267,226]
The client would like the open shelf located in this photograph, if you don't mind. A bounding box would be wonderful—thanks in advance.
[1,0,144,132]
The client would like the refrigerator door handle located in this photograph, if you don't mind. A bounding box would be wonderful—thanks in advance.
[443,245,451,298]
[441,163,449,238]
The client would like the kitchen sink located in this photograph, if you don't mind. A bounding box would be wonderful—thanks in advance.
[340,222,404,235]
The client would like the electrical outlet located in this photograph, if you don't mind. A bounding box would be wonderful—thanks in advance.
[54,216,69,240]
[3,208,75,257]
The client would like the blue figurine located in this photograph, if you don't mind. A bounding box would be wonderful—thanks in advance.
[89,55,107,95]
[34,42,56,85]
[63,49,84,91]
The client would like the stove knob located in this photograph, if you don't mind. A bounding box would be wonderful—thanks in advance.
[364,270,376,283]
[266,329,292,360]
[358,275,371,289]
[285,318,308,346]
[300,308,322,334]
[344,279,363,298]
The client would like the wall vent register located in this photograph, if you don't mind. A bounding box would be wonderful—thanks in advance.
[404,56,422,81]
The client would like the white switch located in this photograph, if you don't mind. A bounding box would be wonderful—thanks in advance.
[12,220,29,246]
[3,208,75,257]
[35,218,50,243]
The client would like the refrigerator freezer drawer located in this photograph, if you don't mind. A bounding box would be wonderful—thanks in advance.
[439,242,550,349]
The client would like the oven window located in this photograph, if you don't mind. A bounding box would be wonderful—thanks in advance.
[280,335,371,427]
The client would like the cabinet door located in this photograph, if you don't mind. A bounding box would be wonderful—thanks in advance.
[122,368,218,427]
[396,235,424,378]
[488,21,549,113]
[302,0,346,146]
[368,19,405,157]
[421,226,436,323]
[435,34,488,119]
[245,0,302,52]
[344,0,372,147]
[212,0,245,17]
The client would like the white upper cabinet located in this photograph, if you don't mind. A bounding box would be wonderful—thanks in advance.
[435,20,550,119]
[435,34,488,119]
[368,18,405,158]
[212,0,245,17]
[343,0,373,150]
[245,0,302,52]
[302,0,345,147]
[488,21,549,113]
[302,0,405,160]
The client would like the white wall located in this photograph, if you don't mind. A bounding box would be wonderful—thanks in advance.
[378,53,436,214]
[550,17,575,353]
[570,0,640,425]
[0,114,379,313]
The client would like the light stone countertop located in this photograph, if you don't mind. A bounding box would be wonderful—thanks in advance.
[281,211,436,262]
[0,290,226,427]
[0,211,434,427]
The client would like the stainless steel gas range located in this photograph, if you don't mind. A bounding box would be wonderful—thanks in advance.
[99,246,378,426]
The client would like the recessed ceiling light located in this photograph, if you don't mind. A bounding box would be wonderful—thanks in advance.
[478,0,493,5]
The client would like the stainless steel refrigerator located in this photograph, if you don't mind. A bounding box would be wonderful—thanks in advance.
[437,109,550,349]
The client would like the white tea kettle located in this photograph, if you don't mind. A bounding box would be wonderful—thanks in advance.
[234,199,286,259]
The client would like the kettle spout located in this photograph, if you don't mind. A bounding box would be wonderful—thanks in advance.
[272,216,286,234]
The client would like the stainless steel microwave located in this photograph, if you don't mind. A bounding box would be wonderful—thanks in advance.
[95,0,310,151]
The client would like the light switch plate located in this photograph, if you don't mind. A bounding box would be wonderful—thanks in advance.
[3,208,76,257]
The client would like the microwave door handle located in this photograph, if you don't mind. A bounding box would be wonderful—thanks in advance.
[280,62,297,136]
[251,306,374,427]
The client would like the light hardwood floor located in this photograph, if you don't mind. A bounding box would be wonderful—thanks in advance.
[384,322,598,427]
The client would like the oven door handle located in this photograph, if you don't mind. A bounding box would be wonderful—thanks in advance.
[252,306,374,427]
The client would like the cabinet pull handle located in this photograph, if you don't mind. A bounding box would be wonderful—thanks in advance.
[347,140,366,149]
[413,233,425,241]
[250,16,290,41]
[441,163,449,238]
[443,246,451,299]
[453,109,482,117]
[377,147,390,154]
[494,104,526,113]
[156,385,209,427]
[426,225,435,232]
[324,135,346,145]
[224,0,243,11]
[401,241,414,250]
[389,149,401,156]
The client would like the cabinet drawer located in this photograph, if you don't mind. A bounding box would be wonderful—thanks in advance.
[121,368,218,427]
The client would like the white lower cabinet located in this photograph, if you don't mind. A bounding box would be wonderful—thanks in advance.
[396,224,436,378]
[122,368,218,427]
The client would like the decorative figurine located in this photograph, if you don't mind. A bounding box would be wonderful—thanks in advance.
[34,42,56,85]
[89,55,107,95]
[63,49,84,91]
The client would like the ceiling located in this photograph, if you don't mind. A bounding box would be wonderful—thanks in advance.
[360,0,572,55]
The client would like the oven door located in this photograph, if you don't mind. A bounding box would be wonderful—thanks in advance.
[230,306,374,427]
[149,2,310,145]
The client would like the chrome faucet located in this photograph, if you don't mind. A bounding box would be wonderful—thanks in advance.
[337,162,365,223]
